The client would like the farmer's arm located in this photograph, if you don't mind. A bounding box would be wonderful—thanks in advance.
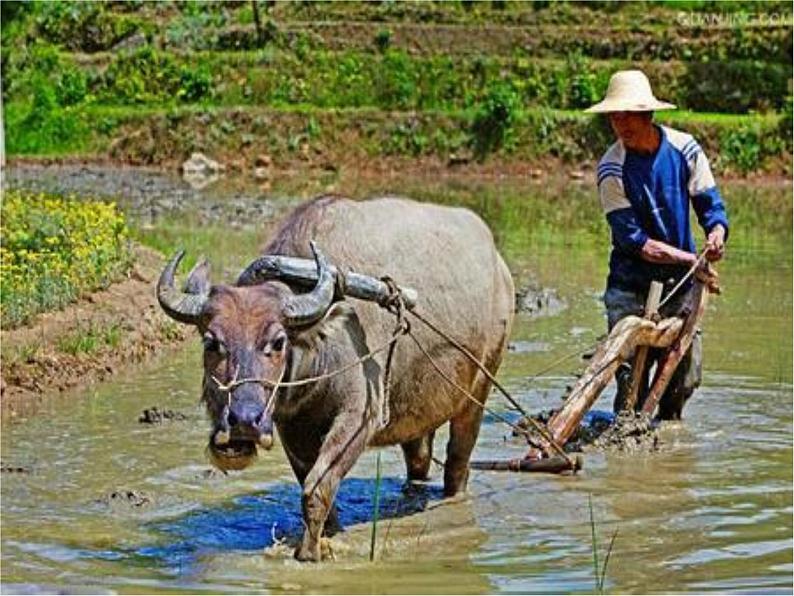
[600,175,697,267]
[687,146,730,262]
[608,209,698,266]
[640,238,700,266]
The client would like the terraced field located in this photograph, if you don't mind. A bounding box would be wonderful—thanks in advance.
[2,0,791,174]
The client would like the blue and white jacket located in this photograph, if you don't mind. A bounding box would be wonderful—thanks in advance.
[597,125,729,293]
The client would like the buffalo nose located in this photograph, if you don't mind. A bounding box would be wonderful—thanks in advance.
[227,400,265,429]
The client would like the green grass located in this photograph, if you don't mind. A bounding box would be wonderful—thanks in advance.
[130,215,264,278]
[4,98,785,175]
[57,322,123,356]
[588,494,618,594]
[1,2,790,173]
[6,45,787,115]
[1,341,43,368]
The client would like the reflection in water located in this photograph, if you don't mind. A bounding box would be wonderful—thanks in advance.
[133,478,442,574]
[1,176,791,593]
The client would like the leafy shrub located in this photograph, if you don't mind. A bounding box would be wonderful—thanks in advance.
[780,94,793,140]
[34,1,142,52]
[374,28,392,53]
[470,82,521,160]
[376,50,416,109]
[566,52,600,109]
[56,65,89,106]
[5,100,89,156]
[719,125,763,173]
[25,74,58,124]
[101,46,212,104]
[385,120,429,156]
[682,60,789,113]
[178,63,212,102]
[164,10,226,50]
[9,73,87,154]
[101,46,172,103]
[0,191,133,327]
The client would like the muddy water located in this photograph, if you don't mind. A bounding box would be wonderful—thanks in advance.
[2,169,792,593]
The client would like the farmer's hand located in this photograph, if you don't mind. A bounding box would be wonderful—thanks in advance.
[696,262,721,294]
[705,225,726,262]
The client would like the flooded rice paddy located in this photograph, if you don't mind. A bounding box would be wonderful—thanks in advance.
[2,167,791,593]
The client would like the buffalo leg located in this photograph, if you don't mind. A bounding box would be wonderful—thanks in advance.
[295,412,372,561]
[444,395,485,497]
[401,431,435,481]
[279,421,342,538]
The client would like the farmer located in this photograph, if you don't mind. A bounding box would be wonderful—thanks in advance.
[585,70,729,419]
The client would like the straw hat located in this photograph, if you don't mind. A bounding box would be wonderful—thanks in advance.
[585,69,676,113]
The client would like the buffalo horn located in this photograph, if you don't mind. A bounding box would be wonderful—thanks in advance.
[281,242,336,327]
[157,250,209,325]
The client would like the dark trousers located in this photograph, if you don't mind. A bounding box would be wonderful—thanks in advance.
[603,286,702,420]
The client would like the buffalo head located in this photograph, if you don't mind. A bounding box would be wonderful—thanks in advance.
[157,243,336,472]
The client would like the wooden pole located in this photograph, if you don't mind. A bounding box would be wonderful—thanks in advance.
[624,281,664,412]
[641,279,709,416]
[471,454,582,473]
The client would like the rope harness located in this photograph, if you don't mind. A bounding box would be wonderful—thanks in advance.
[210,250,712,467]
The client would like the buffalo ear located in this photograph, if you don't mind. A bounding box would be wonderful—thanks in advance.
[185,257,211,295]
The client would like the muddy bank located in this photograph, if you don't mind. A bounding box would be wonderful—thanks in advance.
[0,245,192,418]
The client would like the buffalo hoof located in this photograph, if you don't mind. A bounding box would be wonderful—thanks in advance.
[294,540,321,562]
[294,537,335,562]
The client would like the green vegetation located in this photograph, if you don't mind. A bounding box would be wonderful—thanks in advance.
[0,191,133,328]
[4,45,789,113]
[1,0,791,172]
[57,322,123,356]
[369,452,382,562]
[129,214,262,274]
[589,494,618,594]
[379,174,791,268]
[471,83,521,160]
[91,104,786,175]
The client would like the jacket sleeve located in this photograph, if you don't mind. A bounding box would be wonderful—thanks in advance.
[599,175,648,254]
[687,146,730,240]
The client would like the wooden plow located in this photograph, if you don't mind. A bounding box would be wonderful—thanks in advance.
[471,263,720,475]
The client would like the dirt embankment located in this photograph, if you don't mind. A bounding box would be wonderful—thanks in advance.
[0,245,191,418]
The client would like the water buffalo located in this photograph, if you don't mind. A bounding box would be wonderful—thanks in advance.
[157,195,514,561]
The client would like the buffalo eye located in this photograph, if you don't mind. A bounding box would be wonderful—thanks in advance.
[271,334,286,353]
[202,333,226,356]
